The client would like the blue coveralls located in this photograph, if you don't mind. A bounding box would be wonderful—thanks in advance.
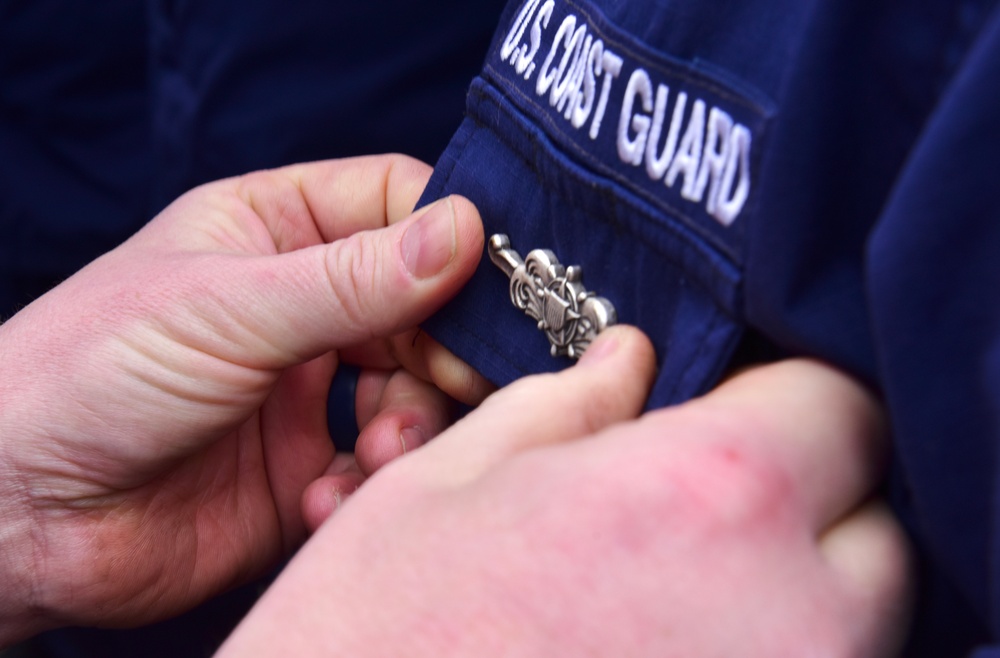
[418,0,1000,655]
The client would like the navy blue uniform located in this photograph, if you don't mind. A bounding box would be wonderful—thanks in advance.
[0,0,505,315]
[417,0,1000,655]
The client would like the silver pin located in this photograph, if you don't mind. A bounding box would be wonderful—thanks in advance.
[488,234,617,359]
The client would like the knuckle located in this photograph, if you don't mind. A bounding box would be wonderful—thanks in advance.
[647,412,795,534]
[236,169,312,249]
[325,235,386,334]
[686,443,791,529]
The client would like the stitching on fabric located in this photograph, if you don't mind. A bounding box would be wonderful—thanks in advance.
[469,88,681,265]
[465,83,742,310]
[426,86,742,388]
[483,63,743,263]
[472,84,739,309]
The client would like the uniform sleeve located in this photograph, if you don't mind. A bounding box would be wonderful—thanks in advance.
[866,4,1000,652]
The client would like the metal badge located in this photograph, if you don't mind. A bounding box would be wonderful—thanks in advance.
[488,234,617,359]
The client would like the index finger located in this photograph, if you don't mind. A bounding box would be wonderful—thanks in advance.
[289,154,435,241]
[339,329,497,406]
[227,155,434,253]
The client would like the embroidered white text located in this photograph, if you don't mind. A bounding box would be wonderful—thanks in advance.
[499,0,754,226]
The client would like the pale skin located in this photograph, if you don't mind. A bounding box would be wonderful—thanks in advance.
[0,154,910,654]
[221,343,913,658]
[0,154,484,642]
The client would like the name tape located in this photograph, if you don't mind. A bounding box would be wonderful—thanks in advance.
[485,0,768,237]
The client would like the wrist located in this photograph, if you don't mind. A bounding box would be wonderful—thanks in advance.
[0,322,55,646]
[0,453,49,647]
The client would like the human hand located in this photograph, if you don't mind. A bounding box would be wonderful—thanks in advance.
[297,321,496,523]
[0,155,483,643]
[218,328,912,657]
[324,286,497,477]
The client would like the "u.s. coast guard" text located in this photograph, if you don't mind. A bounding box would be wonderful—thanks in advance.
[498,0,754,226]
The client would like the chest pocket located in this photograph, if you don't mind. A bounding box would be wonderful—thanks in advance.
[420,0,771,406]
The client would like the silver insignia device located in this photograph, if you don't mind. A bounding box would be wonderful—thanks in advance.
[488,234,617,359]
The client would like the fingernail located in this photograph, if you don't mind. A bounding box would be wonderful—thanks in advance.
[400,426,427,454]
[578,331,620,367]
[402,198,457,279]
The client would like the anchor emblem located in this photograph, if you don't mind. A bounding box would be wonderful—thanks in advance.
[488,234,617,359]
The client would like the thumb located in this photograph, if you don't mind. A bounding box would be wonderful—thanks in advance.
[195,196,483,369]
[406,325,657,486]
